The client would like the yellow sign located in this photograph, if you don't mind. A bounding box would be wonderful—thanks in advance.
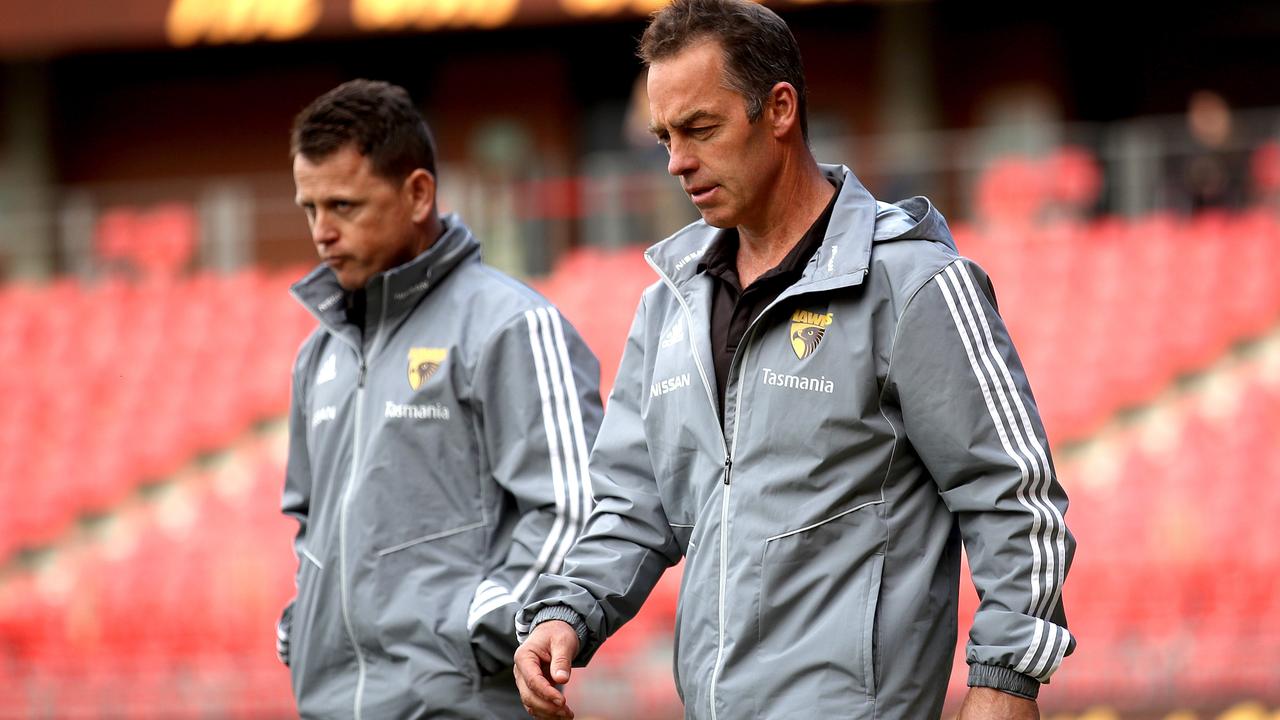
[559,0,667,17]
[351,0,519,31]
[166,0,320,46]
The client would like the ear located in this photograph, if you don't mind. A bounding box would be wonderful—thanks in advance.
[404,168,437,224]
[766,81,800,140]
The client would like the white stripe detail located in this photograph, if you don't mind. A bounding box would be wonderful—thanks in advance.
[500,309,593,638]
[519,310,570,606]
[374,521,487,557]
[1037,625,1072,681]
[764,500,885,543]
[474,579,507,597]
[1030,622,1062,680]
[954,265,1068,618]
[933,270,1054,676]
[535,307,583,578]
[942,263,1068,676]
[300,547,324,569]
[470,583,512,609]
[942,265,1057,625]
[946,265,1064,676]
[1019,619,1046,679]
[547,308,595,514]
[467,594,519,630]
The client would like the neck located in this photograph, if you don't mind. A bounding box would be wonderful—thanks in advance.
[736,153,834,286]
[417,214,445,256]
[409,212,450,260]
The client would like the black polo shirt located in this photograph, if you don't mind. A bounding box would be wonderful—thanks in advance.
[698,181,840,422]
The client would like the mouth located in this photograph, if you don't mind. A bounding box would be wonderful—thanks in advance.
[686,184,719,205]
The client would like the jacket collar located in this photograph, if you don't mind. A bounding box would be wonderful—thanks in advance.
[645,164,878,292]
[290,212,480,335]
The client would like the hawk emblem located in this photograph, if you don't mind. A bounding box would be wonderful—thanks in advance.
[789,308,833,360]
[408,347,448,390]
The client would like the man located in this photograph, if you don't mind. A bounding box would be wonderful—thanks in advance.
[513,2,1073,719]
[275,79,603,718]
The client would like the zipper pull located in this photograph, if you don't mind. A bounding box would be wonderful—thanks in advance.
[722,456,732,485]
[358,362,367,388]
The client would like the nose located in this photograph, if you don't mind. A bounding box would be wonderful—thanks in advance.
[310,210,338,247]
[666,138,697,178]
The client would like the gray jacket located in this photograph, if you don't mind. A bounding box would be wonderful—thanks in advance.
[520,167,1074,719]
[278,215,603,719]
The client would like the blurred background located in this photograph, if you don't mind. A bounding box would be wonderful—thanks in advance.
[0,0,1278,717]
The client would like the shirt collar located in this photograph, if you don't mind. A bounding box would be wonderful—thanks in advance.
[697,177,843,288]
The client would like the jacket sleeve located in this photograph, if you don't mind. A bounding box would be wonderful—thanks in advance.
[888,258,1075,699]
[516,294,684,665]
[466,306,604,675]
[277,343,314,667]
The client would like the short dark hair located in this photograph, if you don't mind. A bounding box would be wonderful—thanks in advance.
[638,0,809,141]
[291,79,438,181]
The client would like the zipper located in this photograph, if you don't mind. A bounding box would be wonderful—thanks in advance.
[644,255,736,720]
[338,363,368,720]
[335,281,389,720]
[646,251,839,720]
[707,324,759,720]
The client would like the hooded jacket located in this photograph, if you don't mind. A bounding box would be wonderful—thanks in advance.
[278,214,603,719]
[519,166,1074,719]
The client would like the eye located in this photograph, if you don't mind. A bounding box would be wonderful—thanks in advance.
[333,200,352,212]
[689,126,714,138]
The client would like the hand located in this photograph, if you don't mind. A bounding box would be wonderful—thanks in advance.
[513,620,580,719]
[957,687,1039,720]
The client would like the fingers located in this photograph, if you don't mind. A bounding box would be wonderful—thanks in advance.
[513,640,572,719]
[549,630,576,685]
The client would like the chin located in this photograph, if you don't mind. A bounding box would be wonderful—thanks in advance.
[697,208,738,229]
[333,273,365,291]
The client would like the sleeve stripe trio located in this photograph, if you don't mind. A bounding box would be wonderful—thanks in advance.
[467,307,593,631]
[275,620,289,663]
[933,262,1071,682]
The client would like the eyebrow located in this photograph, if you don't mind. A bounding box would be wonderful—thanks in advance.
[649,109,719,136]
[294,194,357,208]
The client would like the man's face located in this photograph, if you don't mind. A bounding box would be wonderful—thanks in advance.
[647,39,780,230]
[293,144,421,291]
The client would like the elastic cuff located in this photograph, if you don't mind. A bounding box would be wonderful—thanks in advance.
[967,663,1040,700]
[531,606,589,654]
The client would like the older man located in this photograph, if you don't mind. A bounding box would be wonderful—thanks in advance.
[514,2,1073,719]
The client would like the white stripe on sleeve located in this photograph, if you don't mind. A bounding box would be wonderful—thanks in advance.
[547,308,595,514]
[534,307,583,576]
[513,309,570,602]
[954,264,1068,618]
[933,268,1056,676]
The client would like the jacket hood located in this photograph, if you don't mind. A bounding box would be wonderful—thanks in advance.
[877,194,957,252]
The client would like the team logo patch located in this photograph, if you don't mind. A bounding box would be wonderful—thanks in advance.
[408,347,447,390]
[790,308,833,360]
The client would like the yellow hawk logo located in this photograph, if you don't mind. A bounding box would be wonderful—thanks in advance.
[408,348,447,390]
[790,309,833,360]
